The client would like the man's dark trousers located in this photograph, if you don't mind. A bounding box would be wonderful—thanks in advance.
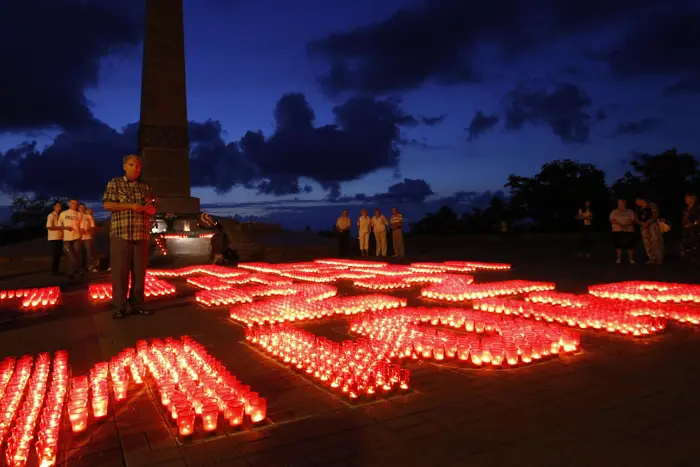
[110,236,149,312]
[50,240,63,274]
[339,230,350,257]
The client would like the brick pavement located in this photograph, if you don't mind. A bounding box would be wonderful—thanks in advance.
[1,244,700,467]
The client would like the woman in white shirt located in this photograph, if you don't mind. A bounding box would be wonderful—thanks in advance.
[357,209,371,256]
[609,199,636,264]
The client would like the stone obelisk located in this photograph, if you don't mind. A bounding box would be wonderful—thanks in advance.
[138,0,200,215]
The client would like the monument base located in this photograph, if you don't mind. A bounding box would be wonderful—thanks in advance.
[156,196,201,215]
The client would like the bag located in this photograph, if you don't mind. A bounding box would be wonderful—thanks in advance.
[658,221,671,233]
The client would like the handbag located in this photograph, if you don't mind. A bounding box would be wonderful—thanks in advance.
[658,220,671,233]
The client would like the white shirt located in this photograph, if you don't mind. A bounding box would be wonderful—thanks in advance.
[59,209,82,241]
[357,216,371,232]
[81,214,95,240]
[46,212,63,241]
[609,209,636,232]
[371,215,388,232]
[336,216,351,231]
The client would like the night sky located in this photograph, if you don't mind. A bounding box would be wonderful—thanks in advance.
[1,0,699,229]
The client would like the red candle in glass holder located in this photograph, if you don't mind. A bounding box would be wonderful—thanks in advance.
[225,401,245,426]
[176,409,195,437]
[69,407,87,433]
[248,398,267,423]
[201,405,219,432]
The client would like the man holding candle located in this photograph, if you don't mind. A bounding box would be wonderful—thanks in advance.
[103,154,156,319]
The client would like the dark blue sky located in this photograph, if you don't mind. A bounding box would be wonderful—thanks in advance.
[1,0,699,227]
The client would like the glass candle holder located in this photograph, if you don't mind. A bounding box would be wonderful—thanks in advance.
[225,401,244,426]
[69,407,87,433]
[201,405,218,432]
[92,397,108,418]
[176,409,195,437]
[248,398,267,424]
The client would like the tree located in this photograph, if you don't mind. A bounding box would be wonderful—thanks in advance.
[505,160,610,231]
[613,149,700,228]
[10,195,65,228]
[410,206,462,235]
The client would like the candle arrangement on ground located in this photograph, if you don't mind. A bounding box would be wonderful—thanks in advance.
[349,308,579,366]
[353,276,414,291]
[230,293,406,325]
[135,336,266,436]
[0,351,68,467]
[0,287,60,310]
[245,324,410,399]
[197,283,337,308]
[528,291,700,326]
[88,277,176,303]
[148,265,249,279]
[422,279,553,302]
[474,296,666,336]
[589,281,700,303]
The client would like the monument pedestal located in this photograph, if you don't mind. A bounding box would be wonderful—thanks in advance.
[155,196,200,215]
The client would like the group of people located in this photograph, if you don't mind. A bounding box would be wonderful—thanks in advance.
[46,199,98,278]
[576,193,700,265]
[335,207,404,258]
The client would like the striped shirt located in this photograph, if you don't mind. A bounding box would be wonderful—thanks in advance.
[390,213,404,231]
[103,176,154,241]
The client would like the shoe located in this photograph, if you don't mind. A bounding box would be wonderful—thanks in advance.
[112,308,127,319]
[132,308,153,316]
[629,260,636,264]
[616,259,621,264]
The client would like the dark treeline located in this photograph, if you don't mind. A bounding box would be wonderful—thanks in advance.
[410,149,699,235]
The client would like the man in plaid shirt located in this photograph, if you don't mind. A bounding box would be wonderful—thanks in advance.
[103,154,156,319]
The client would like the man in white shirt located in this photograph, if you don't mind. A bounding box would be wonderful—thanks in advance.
[59,199,84,278]
[46,201,64,276]
[357,209,371,256]
[390,207,405,258]
[336,209,351,258]
[609,198,636,264]
[371,208,389,257]
[79,204,97,272]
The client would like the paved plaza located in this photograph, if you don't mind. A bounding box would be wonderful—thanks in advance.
[1,238,700,467]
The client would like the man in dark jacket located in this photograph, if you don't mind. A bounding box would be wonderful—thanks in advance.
[210,223,229,264]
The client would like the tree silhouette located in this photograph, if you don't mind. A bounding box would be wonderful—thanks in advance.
[506,160,610,231]
[612,149,700,228]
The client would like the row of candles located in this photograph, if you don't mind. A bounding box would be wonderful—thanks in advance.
[0,287,60,309]
[246,325,410,399]
[196,283,337,308]
[348,308,580,366]
[230,293,407,325]
[473,296,666,337]
[589,281,700,303]
[148,264,248,278]
[421,279,555,302]
[65,337,266,439]
[88,277,177,302]
[527,291,700,327]
[0,352,68,467]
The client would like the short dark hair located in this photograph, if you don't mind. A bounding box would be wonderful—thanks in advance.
[53,201,62,207]
[78,202,86,208]
[123,154,141,165]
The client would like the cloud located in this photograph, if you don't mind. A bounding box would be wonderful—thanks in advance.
[665,76,700,96]
[0,0,142,132]
[602,9,700,79]
[503,82,604,143]
[336,178,435,205]
[466,112,499,141]
[611,118,661,137]
[307,0,678,95]
[0,93,422,200]
[421,115,448,126]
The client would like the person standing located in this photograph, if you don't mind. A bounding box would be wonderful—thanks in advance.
[390,207,405,258]
[335,210,351,258]
[210,223,229,264]
[635,197,664,265]
[371,208,388,257]
[46,201,64,276]
[609,199,636,264]
[79,204,97,272]
[58,199,83,278]
[576,201,594,258]
[357,209,371,256]
[102,154,156,319]
[682,193,700,264]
